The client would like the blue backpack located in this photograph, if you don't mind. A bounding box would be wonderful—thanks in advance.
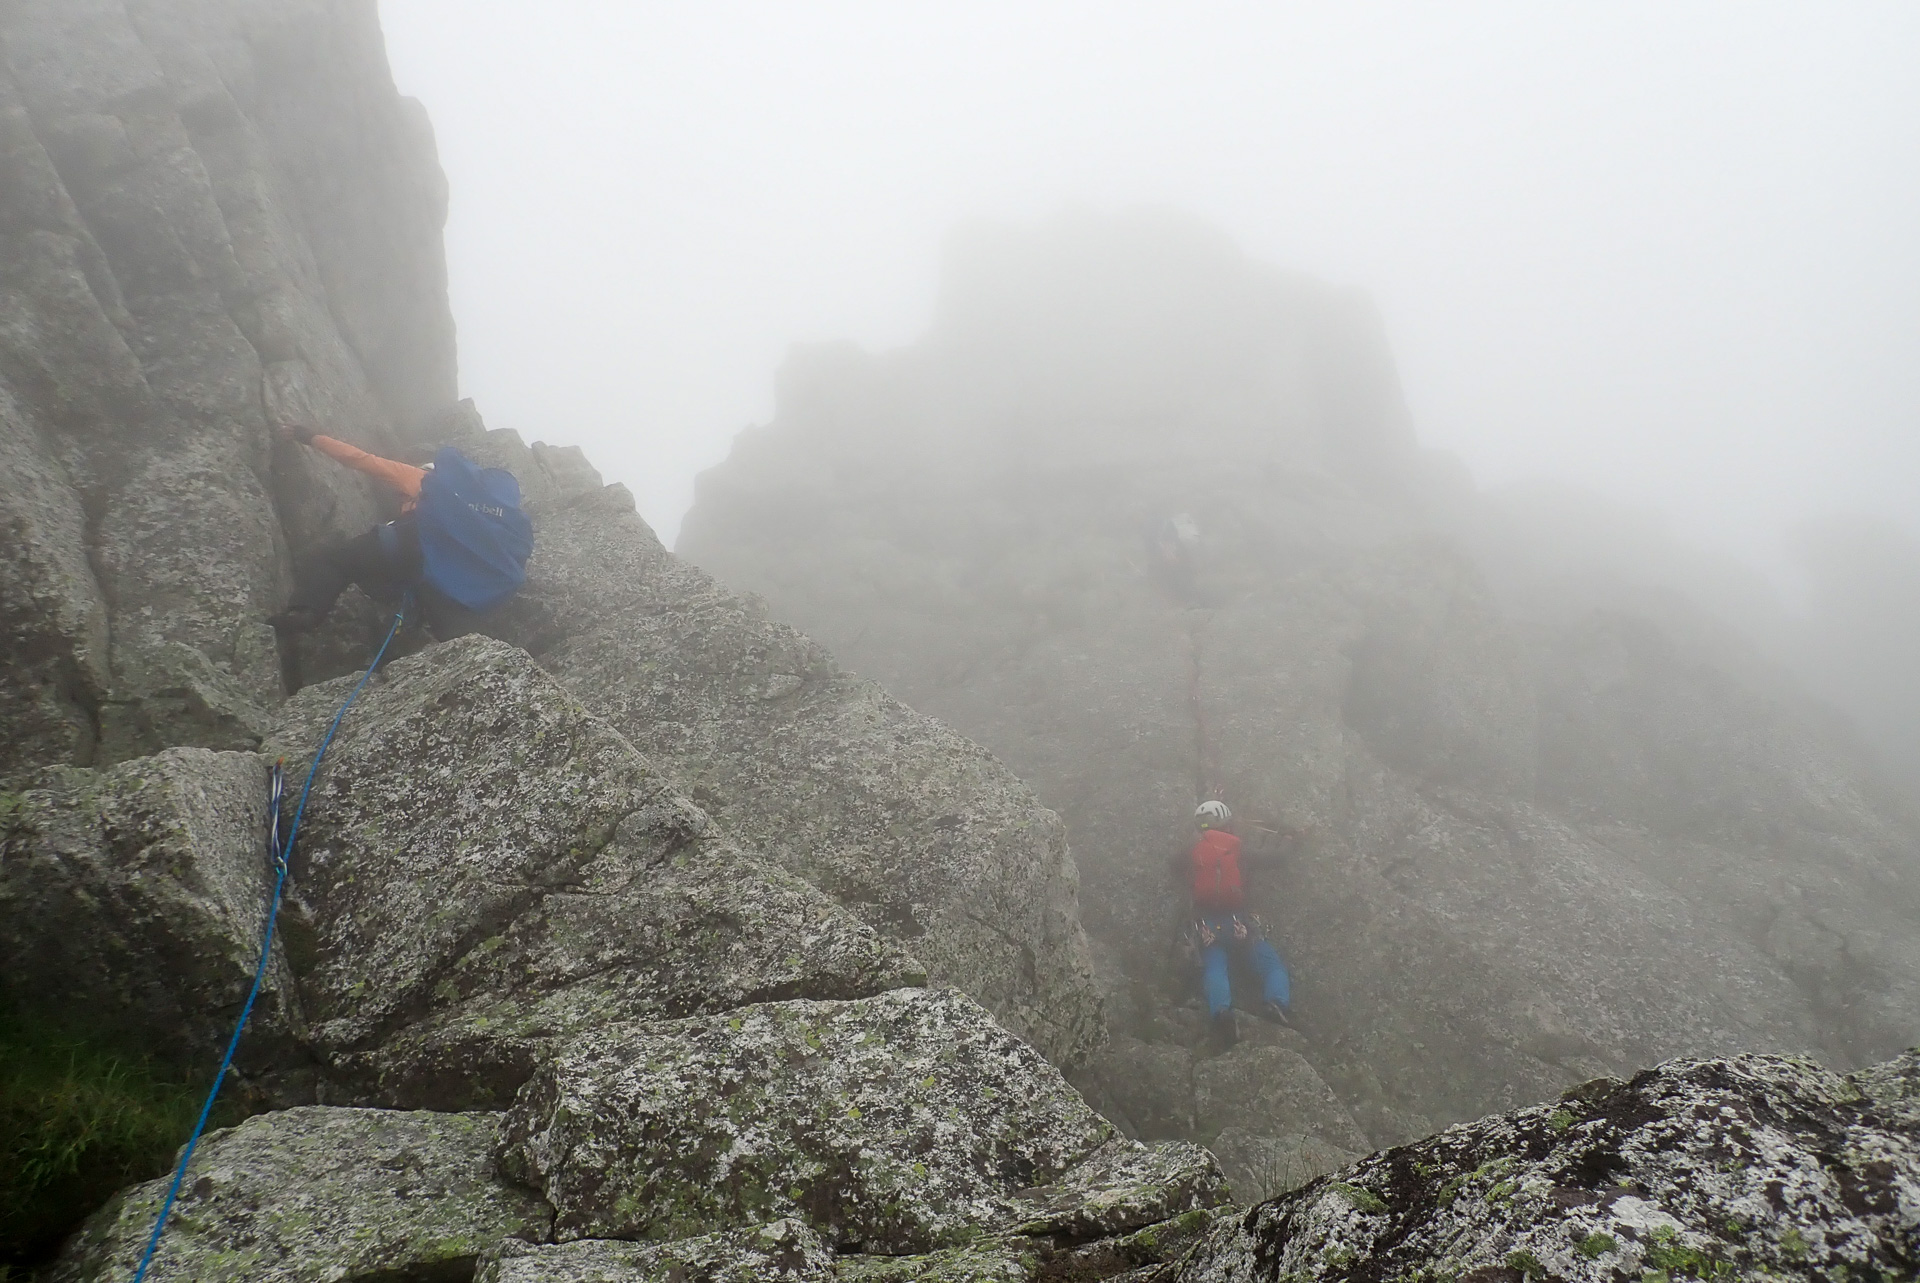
[415,447,534,610]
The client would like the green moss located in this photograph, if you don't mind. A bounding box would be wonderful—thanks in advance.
[1505,1248,1547,1278]
[1321,1243,1358,1269]
[0,1013,243,1270]
[1643,1226,1737,1280]
[1577,1232,1617,1258]
[1329,1181,1388,1214]
[1547,1109,1574,1132]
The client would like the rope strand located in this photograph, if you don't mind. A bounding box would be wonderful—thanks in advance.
[129,602,408,1283]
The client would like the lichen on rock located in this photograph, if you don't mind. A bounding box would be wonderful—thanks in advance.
[495,483,1107,1067]
[0,747,302,1074]
[48,1107,551,1283]
[264,633,920,1109]
[1165,1049,1920,1282]
[478,1218,835,1282]
[500,986,1117,1252]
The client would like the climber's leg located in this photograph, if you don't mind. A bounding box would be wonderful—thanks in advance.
[1249,935,1291,1011]
[276,523,414,631]
[1200,940,1233,1017]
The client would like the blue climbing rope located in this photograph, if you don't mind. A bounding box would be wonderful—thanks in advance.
[129,601,410,1283]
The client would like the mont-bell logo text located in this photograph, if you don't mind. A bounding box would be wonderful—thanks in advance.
[468,500,508,518]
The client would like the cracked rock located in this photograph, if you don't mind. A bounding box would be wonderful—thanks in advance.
[264,634,920,1108]
[499,987,1120,1252]
[1166,1049,1920,1282]
[48,1107,550,1283]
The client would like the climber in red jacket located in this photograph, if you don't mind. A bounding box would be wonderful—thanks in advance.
[1178,799,1291,1049]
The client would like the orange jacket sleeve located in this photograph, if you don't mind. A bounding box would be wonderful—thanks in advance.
[309,435,427,501]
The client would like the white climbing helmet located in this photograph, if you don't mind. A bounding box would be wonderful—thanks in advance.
[1195,799,1231,827]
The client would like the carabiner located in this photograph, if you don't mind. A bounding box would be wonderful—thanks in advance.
[267,758,286,873]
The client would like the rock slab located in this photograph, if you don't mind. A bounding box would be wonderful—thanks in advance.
[500,987,1118,1252]
[1167,1049,1920,1282]
[50,1106,551,1283]
[265,633,919,1109]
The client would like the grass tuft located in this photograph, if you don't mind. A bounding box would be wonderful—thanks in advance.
[0,1014,236,1271]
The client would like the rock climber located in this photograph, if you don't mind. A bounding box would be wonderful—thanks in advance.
[1177,799,1292,1049]
[1149,512,1203,600]
[269,419,532,638]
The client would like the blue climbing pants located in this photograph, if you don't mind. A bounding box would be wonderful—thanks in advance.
[1197,914,1291,1016]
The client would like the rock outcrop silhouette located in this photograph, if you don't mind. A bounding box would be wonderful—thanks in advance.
[679,207,1920,1191]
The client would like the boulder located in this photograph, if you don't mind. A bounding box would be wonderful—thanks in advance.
[49,1106,550,1283]
[1167,1049,1920,1282]
[0,747,301,1074]
[499,987,1206,1253]
[1203,1128,1361,1205]
[264,634,919,1108]
[834,1240,1040,1282]
[1069,1034,1198,1139]
[1191,1043,1369,1152]
[491,482,1104,1067]
[1010,1138,1227,1239]
[833,1209,1223,1283]
[479,1220,834,1283]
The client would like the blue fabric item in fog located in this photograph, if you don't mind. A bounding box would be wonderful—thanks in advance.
[416,447,534,609]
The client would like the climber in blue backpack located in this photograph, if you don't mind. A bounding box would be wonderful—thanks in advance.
[269,419,533,638]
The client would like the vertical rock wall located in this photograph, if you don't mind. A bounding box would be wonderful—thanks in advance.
[0,0,452,775]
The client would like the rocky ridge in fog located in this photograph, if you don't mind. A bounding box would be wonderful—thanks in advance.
[4,3,1916,1280]
[679,208,1920,1199]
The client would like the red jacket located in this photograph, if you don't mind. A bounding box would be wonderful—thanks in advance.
[1187,829,1245,913]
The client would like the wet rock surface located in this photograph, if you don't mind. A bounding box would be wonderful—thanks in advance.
[498,481,1105,1067]
[479,1219,836,1283]
[264,634,921,1109]
[1165,1050,1920,1283]
[48,1107,551,1283]
[498,987,1172,1252]
[0,746,301,1073]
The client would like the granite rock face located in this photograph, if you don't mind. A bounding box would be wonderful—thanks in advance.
[494,481,1105,1068]
[0,385,111,776]
[498,986,1220,1252]
[1166,1049,1920,1283]
[0,0,453,769]
[49,1107,550,1283]
[13,5,1919,1282]
[263,634,922,1110]
[0,746,301,1074]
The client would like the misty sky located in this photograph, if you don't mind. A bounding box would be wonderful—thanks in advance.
[377,3,1919,564]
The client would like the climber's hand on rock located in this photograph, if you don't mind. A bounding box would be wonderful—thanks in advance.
[277,421,316,445]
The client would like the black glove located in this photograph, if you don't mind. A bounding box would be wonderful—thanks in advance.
[277,422,316,445]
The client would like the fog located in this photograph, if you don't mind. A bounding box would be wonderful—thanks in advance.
[379,2,1917,555]
[376,2,1920,774]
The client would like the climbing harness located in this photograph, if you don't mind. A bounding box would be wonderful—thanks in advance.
[129,600,410,1283]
